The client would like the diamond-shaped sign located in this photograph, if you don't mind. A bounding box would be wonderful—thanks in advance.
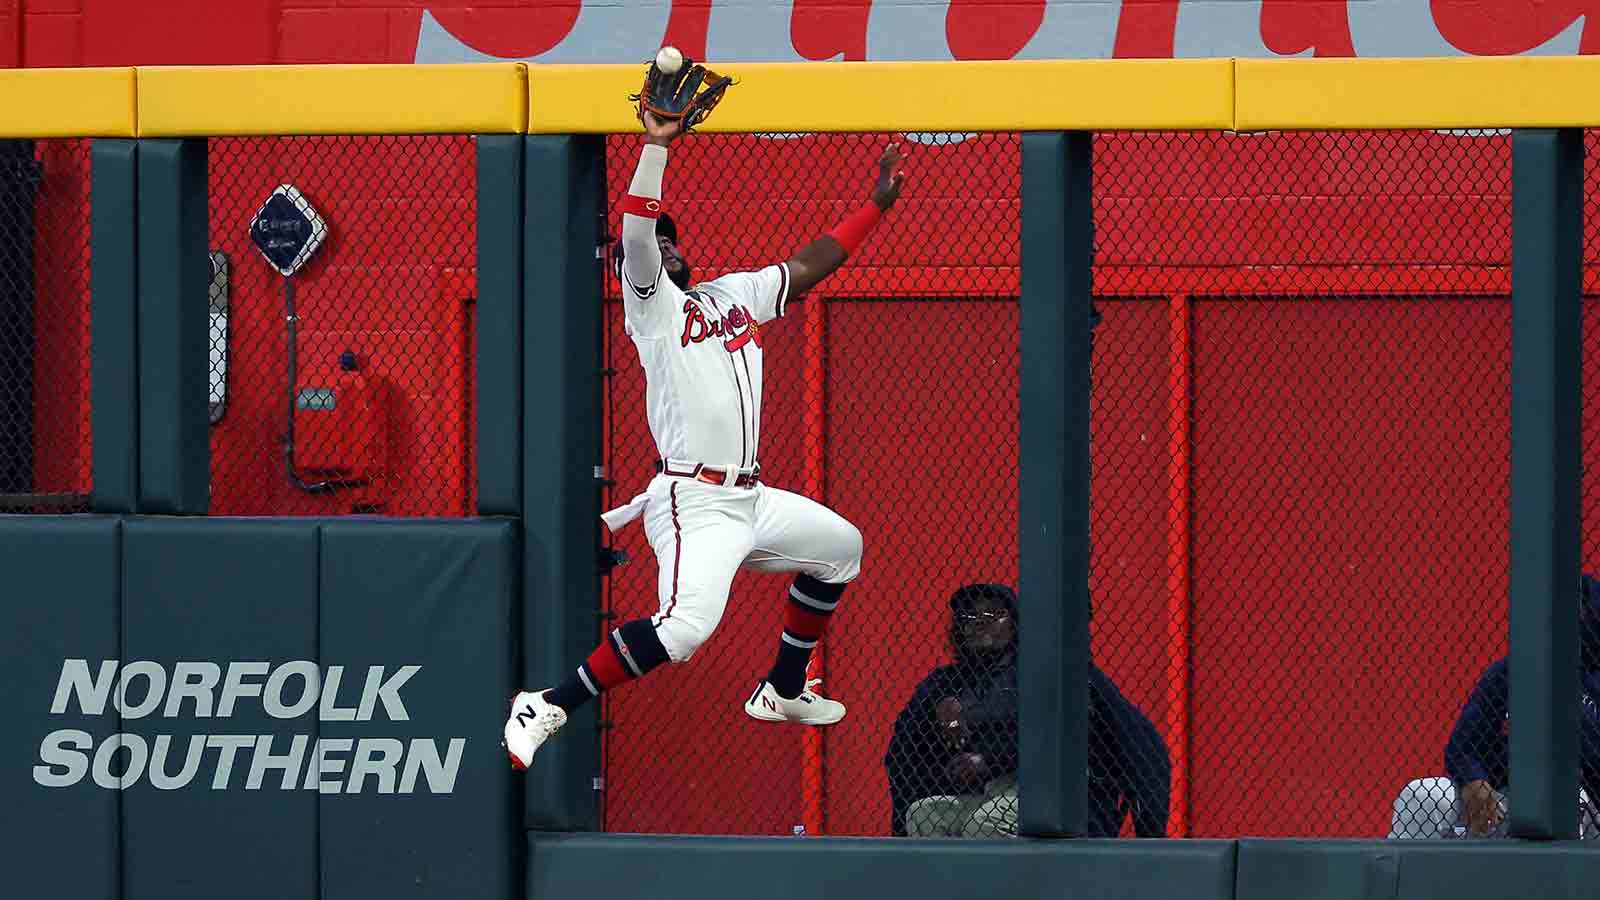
[250,184,327,277]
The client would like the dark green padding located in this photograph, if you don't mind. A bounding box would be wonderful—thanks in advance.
[1507,128,1585,840]
[475,135,525,516]
[521,134,605,831]
[529,835,1236,900]
[135,139,210,515]
[121,517,319,900]
[90,140,139,513]
[1237,839,1600,900]
[319,518,520,900]
[1018,131,1094,837]
[0,516,122,900]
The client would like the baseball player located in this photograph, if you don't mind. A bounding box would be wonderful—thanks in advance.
[503,105,906,770]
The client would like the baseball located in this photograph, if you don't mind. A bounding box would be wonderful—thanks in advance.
[655,46,684,74]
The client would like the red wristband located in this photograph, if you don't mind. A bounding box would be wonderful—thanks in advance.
[827,201,882,255]
[618,194,663,218]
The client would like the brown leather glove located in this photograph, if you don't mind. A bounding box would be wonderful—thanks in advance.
[630,56,733,133]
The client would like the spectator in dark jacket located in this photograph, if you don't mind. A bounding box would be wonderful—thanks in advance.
[1088,662,1172,837]
[884,583,1170,837]
[1388,574,1600,839]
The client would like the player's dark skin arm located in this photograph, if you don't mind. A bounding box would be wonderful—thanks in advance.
[786,145,906,297]
[642,111,905,297]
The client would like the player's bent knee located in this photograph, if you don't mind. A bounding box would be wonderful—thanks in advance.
[655,616,716,662]
[824,520,865,583]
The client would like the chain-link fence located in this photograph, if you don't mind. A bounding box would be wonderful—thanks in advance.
[1576,129,1600,842]
[206,135,477,516]
[587,128,1546,840]
[0,139,92,514]
[1096,130,1513,839]
[598,132,1021,837]
[179,126,1583,838]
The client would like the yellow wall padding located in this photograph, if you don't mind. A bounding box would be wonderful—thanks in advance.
[528,60,1235,133]
[0,67,136,138]
[9,57,1600,139]
[1237,57,1600,131]
[136,64,528,137]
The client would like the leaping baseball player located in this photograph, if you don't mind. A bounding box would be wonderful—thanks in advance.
[504,50,906,770]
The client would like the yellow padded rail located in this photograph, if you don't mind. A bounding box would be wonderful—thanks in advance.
[8,58,1600,138]
[1236,57,1600,130]
[528,60,1236,133]
[0,67,136,138]
[137,64,528,136]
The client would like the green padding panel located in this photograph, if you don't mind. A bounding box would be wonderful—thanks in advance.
[522,134,604,830]
[1237,839,1600,900]
[475,135,523,516]
[0,516,121,900]
[136,139,210,515]
[122,518,319,900]
[90,141,139,513]
[319,519,519,900]
[529,835,1236,900]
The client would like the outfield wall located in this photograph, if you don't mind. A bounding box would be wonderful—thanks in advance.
[1,60,1598,899]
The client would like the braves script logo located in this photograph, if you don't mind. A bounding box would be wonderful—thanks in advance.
[681,297,761,352]
[415,1,1597,65]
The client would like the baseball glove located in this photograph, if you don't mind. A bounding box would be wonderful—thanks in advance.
[630,57,734,132]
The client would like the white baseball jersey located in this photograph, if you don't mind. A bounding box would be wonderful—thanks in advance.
[621,261,790,468]
[598,143,863,665]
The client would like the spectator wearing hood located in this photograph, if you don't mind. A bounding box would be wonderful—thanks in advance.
[1388,574,1600,839]
[883,583,1170,837]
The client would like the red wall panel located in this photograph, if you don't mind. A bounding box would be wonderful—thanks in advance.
[1187,298,1513,837]
[205,136,476,517]
[820,298,1021,835]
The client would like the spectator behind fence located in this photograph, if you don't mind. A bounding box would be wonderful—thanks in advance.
[883,583,1170,838]
[1388,575,1600,839]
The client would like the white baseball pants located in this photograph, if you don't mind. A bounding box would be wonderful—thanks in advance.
[637,475,863,661]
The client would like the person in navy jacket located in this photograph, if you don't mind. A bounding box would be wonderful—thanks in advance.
[884,583,1170,837]
[1388,575,1600,838]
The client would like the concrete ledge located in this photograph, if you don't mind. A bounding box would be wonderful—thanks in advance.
[1236,839,1600,900]
[528,834,1237,900]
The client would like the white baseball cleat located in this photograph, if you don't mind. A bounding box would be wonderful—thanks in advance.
[503,690,567,770]
[743,679,846,725]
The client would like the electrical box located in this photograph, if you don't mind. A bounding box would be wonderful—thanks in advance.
[293,351,388,508]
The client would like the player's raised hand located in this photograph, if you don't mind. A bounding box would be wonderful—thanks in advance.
[641,109,684,146]
[871,142,906,211]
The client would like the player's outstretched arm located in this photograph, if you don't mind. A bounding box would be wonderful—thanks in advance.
[618,112,684,294]
[785,143,906,297]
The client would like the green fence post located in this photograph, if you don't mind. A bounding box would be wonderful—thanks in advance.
[91,139,139,513]
[478,134,524,516]
[522,134,605,831]
[1018,131,1093,838]
[1508,127,1583,841]
[136,139,210,515]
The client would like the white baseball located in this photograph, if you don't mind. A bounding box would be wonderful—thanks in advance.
[655,46,684,74]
